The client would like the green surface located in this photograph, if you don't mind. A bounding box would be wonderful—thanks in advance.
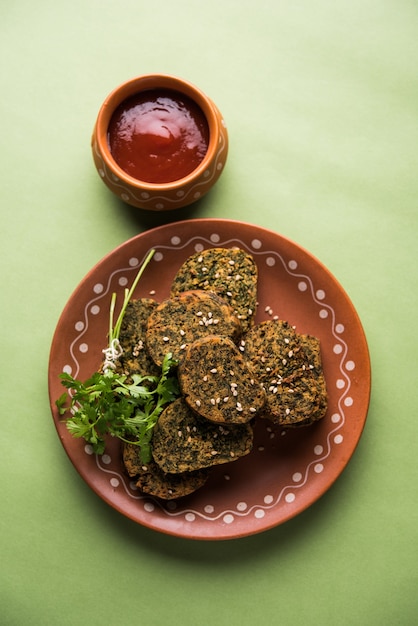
[1,1,417,624]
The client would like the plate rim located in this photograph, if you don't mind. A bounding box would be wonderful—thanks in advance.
[48,218,371,540]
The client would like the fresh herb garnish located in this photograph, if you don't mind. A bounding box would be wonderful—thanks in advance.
[56,249,180,462]
[56,353,179,460]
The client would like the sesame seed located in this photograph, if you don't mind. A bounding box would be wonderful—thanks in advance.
[223,397,229,402]
[210,368,217,374]
[288,350,294,357]
[285,408,290,415]
[284,338,290,344]
[230,451,235,457]
[203,375,208,382]
[213,318,219,324]
[198,256,203,262]
[142,465,148,471]
[195,400,201,407]
[211,450,218,455]
[178,430,182,437]
[180,329,186,336]
[210,398,216,405]
[163,336,170,342]
[230,370,235,376]
[229,260,235,265]
[180,344,187,350]
[250,407,257,413]
[282,359,287,365]
[226,291,233,297]
[149,290,156,296]
[196,311,203,316]
[230,382,237,388]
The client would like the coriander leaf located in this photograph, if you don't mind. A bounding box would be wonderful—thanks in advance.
[57,354,180,462]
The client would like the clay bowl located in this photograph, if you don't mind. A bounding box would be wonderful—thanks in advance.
[91,74,228,211]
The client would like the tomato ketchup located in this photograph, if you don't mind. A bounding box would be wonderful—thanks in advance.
[107,89,209,184]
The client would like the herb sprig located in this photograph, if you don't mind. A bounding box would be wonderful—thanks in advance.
[56,353,179,460]
[56,249,180,462]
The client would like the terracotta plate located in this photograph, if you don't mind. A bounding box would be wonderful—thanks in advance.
[48,219,371,540]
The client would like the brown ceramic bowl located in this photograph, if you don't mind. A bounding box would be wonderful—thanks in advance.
[91,74,228,211]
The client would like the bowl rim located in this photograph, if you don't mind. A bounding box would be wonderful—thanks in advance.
[94,73,222,190]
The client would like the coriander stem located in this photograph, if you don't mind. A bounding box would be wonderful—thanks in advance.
[109,292,117,343]
[111,248,155,342]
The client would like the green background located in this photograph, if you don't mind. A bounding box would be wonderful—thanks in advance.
[1,1,417,624]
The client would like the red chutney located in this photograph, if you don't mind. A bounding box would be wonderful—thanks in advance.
[107,89,210,184]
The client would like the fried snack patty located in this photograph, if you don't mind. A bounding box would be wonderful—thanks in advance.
[243,319,327,426]
[122,442,210,500]
[146,289,241,367]
[115,298,160,378]
[170,247,258,333]
[179,335,266,424]
[294,334,328,426]
[152,397,253,473]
